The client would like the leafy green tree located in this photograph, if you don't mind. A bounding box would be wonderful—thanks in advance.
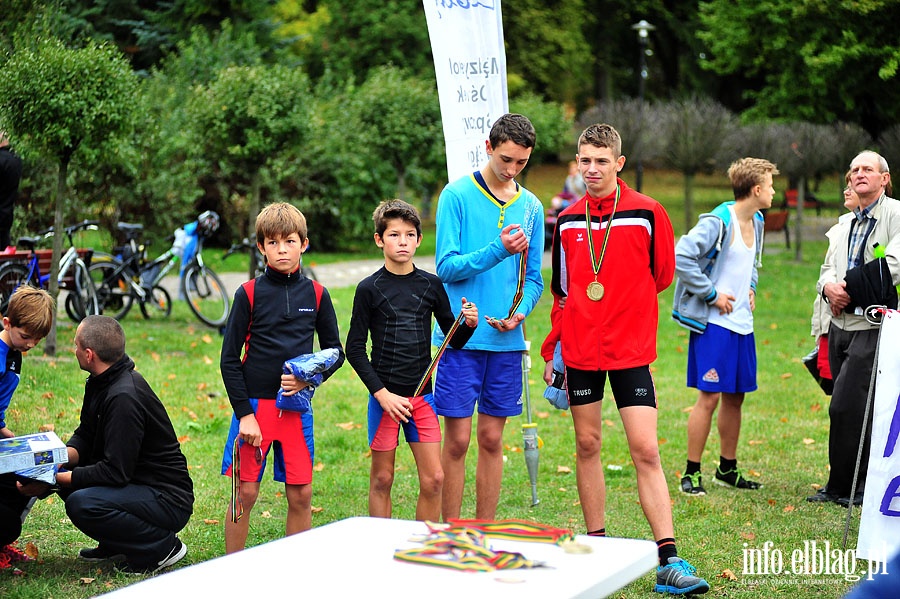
[658,96,736,233]
[350,66,443,204]
[509,92,573,185]
[185,63,312,277]
[0,37,137,355]
[697,0,900,137]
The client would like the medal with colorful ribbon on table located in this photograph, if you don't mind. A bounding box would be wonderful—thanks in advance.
[585,184,620,302]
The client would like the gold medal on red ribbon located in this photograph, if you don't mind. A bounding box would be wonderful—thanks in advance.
[584,184,620,303]
[586,281,605,301]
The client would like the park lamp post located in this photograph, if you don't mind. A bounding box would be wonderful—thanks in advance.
[632,19,655,193]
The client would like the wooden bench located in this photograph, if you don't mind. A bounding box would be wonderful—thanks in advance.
[764,210,790,248]
[0,249,93,289]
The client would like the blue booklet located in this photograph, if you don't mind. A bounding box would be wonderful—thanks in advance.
[0,431,68,476]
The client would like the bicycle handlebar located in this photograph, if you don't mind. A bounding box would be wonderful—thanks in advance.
[38,220,101,238]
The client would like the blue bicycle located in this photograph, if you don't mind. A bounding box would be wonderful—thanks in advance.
[0,220,100,322]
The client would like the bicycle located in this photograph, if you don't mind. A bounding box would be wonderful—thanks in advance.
[91,211,230,328]
[222,237,318,281]
[0,220,100,322]
[88,222,176,321]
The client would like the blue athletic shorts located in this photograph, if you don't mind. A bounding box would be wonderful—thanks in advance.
[687,322,757,393]
[368,393,441,451]
[433,348,523,418]
[221,398,315,485]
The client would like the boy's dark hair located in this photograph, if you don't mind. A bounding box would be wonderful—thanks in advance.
[6,286,54,338]
[578,123,622,157]
[77,315,125,364]
[256,202,308,242]
[727,158,779,200]
[373,199,421,238]
[489,113,536,150]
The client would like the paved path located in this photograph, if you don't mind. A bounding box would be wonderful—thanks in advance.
[162,253,554,300]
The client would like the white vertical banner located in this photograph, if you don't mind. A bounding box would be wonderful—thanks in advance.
[857,310,900,562]
[423,0,509,183]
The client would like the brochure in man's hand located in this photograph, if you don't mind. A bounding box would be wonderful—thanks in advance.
[0,431,68,475]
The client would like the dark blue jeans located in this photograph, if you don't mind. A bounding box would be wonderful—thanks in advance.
[0,472,30,546]
[64,484,191,568]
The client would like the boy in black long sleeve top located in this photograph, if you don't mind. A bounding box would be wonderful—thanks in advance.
[220,202,344,553]
[346,200,477,521]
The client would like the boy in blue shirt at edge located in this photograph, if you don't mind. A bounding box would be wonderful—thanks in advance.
[220,202,344,553]
[346,200,478,521]
[0,287,54,565]
[432,113,544,520]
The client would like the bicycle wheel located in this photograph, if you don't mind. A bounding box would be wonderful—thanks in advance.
[89,257,134,320]
[181,263,230,327]
[139,285,172,319]
[66,260,100,322]
[0,262,35,314]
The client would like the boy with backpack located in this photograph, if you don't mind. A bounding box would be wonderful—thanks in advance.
[220,202,344,553]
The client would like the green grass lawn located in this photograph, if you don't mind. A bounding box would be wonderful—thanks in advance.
[3,165,864,597]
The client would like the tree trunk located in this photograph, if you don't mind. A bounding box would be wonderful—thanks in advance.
[45,156,70,357]
[248,170,262,281]
[684,172,696,235]
[794,176,805,262]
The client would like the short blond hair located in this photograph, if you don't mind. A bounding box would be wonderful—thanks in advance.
[256,202,308,242]
[6,286,54,338]
[727,158,779,200]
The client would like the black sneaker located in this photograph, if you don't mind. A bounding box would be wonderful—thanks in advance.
[806,488,840,504]
[680,472,707,496]
[78,546,126,563]
[714,466,760,490]
[116,538,186,575]
[836,492,864,508]
[654,557,710,595]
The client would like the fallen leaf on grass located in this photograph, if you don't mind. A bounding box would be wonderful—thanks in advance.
[25,542,39,559]
[203,519,219,525]
[313,462,324,472]
[336,422,360,430]
[177,435,191,443]
[780,372,792,379]
[558,487,567,492]
[203,355,213,365]
[151,352,160,362]
[803,438,816,445]
[720,569,738,581]
[79,578,96,585]
[261,510,272,518]
[748,469,761,477]
[39,423,55,432]
[681,406,694,413]
[741,531,756,541]
[201,334,213,344]
[41,392,54,399]
[658,437,667,445]
[311,506,324,513]
[811,403,822,412]
[748,440,764,445]
[509,446,522,453]
[783,505,796,513]
[769,323,778,330]
[603,419,615,427]
[811,483,823,490]
[557,465,572,474]
[537,411,550,419]
[767,499,776,506]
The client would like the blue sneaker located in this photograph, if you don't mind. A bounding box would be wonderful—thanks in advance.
[654,557,710,595]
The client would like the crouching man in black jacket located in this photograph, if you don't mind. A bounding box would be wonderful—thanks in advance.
[21,315,194,574]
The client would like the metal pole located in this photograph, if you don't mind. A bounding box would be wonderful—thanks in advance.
[632,20,654,193]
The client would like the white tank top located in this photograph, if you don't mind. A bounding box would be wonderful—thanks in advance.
[708,206,755,334]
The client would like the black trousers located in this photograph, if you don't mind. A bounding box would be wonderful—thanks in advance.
[826,325,879,497]
[0,473,30,546]
[64,484,191,568]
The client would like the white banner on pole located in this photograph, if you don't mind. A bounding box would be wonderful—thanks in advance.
[423,0,509,183]
[857,310,900,562]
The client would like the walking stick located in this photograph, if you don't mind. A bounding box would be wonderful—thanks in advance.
[842,306,886,549]
[521,329,540,506]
